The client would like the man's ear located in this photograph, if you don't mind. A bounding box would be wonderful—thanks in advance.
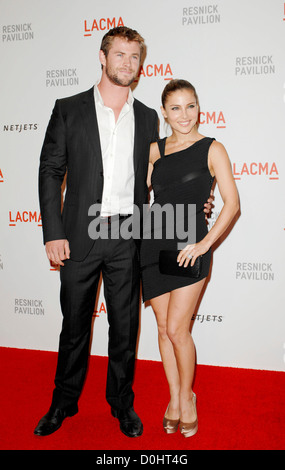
[99,50,106,68]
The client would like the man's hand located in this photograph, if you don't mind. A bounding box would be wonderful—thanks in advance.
[45,239,70,267]
[204,190,215,218]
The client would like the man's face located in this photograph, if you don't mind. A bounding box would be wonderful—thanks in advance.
[101,37,141,87]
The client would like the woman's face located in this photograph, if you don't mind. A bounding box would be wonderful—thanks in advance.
[162,89,198,135]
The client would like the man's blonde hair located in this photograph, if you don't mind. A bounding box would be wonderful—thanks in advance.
[100,26,145,58]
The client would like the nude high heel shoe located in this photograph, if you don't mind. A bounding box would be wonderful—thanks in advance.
[179,393,198,438]
[163,404,180,434]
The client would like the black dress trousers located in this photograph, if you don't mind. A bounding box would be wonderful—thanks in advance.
[51,222,140,412]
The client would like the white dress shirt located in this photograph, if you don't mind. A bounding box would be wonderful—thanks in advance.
[94,83,135,216]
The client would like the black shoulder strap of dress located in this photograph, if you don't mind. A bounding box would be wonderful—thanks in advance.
[157,137,167,158]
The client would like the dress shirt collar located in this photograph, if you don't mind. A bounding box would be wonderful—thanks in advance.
[94,81,134,108]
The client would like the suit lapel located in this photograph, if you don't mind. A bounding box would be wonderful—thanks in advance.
[133,99,146,173]
[80,87,103,169]
[79,92,144,175]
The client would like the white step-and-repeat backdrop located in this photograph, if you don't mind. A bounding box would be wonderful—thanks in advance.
[1,0,284,371]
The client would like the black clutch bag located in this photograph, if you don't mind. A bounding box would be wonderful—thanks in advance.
[159,250,202,278]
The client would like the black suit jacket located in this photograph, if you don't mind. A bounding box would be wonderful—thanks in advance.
[39,86,159,261]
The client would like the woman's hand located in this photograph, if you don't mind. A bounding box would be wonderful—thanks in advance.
[177,240,211,267]
[204,190,215,219]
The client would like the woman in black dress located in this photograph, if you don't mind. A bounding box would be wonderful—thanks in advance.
[140,80,239,437]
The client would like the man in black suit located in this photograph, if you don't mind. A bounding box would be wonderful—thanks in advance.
[34,26,158,438]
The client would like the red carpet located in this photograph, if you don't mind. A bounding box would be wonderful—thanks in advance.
[0,347,284,451]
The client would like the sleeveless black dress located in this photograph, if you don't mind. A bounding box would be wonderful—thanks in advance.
[140,137,215,301]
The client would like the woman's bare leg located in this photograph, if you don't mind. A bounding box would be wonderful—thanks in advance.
[150,292,180,419]
[167,279,206,423]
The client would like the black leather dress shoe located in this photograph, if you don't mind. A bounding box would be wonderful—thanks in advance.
[111,407,143,437]
[34,406,77,436]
